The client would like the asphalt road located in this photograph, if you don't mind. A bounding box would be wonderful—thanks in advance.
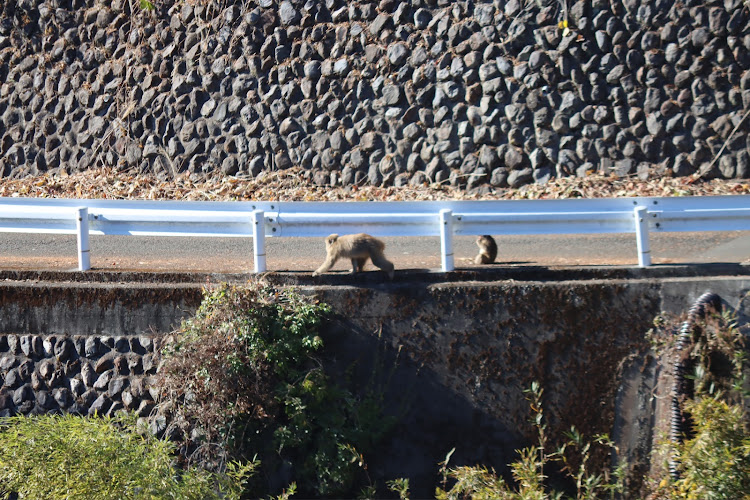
[0,231,748,274]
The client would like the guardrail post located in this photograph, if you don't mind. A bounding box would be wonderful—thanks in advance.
[76,207,91,271]
[251,209,267,273]
[439,208,454,272]
[634,206,651,268]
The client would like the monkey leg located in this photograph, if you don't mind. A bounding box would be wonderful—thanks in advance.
[313,256,339,276]
[475,253,490,265]
[351,257,368,273]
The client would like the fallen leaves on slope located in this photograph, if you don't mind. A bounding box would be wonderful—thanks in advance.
[0,168,747,201]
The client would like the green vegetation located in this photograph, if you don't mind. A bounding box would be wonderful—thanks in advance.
[0,413,252,499]
[388,477,411,499]
[687,309,748,400]
[667,397,750,499]
[159,281,393,498]
[433,382,626,500]
[649,308,750,500]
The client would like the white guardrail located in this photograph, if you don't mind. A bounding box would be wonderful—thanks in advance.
[0,196,749,272]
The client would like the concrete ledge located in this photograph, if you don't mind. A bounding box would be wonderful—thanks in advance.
[0,264,747,337]
[0,262,747,286]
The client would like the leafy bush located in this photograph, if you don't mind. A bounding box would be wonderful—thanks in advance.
[160,281,328,435]
[159,281,392,497]
[672,397,750,499]
[0,413,253,499]
[649,396,750,500]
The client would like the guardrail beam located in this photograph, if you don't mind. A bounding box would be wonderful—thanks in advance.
[1,196,748,272]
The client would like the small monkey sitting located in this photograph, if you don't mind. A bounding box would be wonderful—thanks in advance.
[313,233,395,279]
[475,235,498,264]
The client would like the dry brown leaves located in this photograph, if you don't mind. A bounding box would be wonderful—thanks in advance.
[0,167,747,201]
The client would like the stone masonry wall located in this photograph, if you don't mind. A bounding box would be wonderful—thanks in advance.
[1,0,749,190]
[0,333,160,417]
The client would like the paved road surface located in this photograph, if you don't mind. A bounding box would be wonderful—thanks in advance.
[0,231,748,274]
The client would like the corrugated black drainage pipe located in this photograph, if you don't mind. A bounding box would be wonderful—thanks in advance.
[668,291,721,480]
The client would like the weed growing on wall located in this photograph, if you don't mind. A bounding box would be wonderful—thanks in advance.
[648,308,748,403]
[669,397,750,499]
[687,309,748,401]
[648,308,750,499]
[158,280,392,498]
[432,382,626,500]
[0,413,253,499]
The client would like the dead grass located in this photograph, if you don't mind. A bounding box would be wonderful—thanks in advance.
[0,167,747,201]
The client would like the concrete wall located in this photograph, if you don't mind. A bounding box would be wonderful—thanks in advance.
[0,267,747,496]
[0,277,202,336]
[308,272,750,495]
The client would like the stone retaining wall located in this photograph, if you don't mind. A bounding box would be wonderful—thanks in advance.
[1,0,748,189]
[0,333,160,417]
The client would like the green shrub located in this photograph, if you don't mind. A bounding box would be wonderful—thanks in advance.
[159,282,330,449]
[0,413,253,499]
[688,309,748,402]
[650,397,750,500]
[675,397,750,499]
[159,281,392,497]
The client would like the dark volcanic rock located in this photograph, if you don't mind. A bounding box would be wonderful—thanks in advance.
[0,0,743,190]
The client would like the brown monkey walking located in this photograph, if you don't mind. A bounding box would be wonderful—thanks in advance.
[313,233,395,279]
[474,235,498,264]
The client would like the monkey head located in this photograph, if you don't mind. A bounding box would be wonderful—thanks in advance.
[325,234,339,248]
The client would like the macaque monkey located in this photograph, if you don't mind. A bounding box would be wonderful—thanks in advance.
[312,233,395,279]
[474,235,498,264]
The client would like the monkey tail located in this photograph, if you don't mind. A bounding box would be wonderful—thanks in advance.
[372,255,395,279]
